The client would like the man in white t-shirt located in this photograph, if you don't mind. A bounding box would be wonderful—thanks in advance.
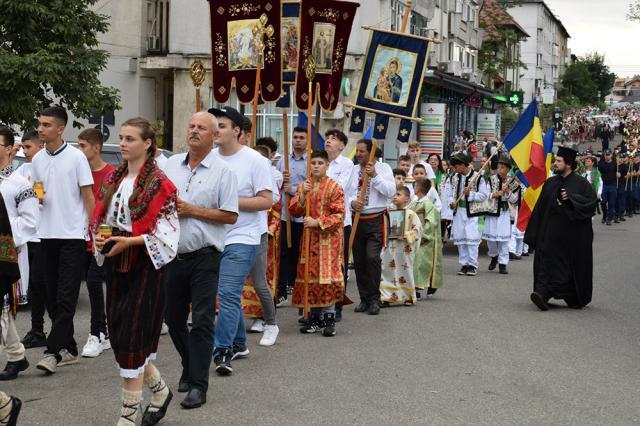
[31,106,95,375]
[209,106,273,376]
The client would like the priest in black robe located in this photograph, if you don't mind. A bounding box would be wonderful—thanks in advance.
[524,147,597,310]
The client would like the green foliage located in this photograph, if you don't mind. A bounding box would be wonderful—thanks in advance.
[0,0,120,129]
[581,52,616,103]
[560,61,598,105]
[628,1,640,21]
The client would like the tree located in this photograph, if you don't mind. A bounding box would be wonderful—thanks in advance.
[628,1,640,21]
[0,0,120,129]
[581,52,616,103]
[560,61,598,105]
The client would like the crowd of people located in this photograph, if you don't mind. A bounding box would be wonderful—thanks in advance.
[0,102,607,425]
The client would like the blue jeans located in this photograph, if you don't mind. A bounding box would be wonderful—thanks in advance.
[601,184,617,221]
[214,243,259,352]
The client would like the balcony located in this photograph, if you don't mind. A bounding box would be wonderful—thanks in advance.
[449,12,467,38]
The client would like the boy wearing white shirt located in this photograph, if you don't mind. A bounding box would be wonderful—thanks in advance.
[209,107,273,376]
[32,107,95,374]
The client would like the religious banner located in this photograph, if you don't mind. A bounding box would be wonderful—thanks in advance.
[348,28,431,142]
[208,0,282,104]
[419,103,445,156]
[282,0,300,84]
[294,0,359,112]
[477,113,497,140]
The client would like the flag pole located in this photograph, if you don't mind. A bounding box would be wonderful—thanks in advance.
[348,0,412,256]
[303,57,316,320]
[282,110,292,249]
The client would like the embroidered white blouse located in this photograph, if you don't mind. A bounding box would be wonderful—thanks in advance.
[95,176,179,270]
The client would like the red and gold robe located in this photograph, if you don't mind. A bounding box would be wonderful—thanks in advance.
[289,176,345,308]
[241,194,282,318]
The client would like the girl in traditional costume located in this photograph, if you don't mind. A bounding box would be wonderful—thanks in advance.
[91,118,179,426]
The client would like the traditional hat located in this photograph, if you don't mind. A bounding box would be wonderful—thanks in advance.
[497,155,512,167]
[556,146,577,165]
[449,152,472,166]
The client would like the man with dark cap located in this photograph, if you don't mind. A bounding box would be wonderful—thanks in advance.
[444,152,489,276]
[525,147,597,311]
[616,152,629,222]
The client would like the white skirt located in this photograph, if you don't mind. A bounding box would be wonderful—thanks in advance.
[482,211,512,242]
[451,208,481,245]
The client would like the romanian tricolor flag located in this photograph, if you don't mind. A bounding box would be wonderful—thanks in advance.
[503,100,547,188]
[516,128,555,232]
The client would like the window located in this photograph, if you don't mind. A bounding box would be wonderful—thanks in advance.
[536,53,543,67]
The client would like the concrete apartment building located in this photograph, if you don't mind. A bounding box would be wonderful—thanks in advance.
[65,0,502,155]
[505,0,570,107]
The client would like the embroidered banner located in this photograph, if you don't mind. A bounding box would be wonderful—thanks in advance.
[295,0,359,112]
[349,28,431,143]
[208,1,282,104]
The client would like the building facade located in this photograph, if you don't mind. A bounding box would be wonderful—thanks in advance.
[505,0,570,107]
[65,0,507,158]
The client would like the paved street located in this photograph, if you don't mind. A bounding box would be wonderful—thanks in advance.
[3,214,640,425]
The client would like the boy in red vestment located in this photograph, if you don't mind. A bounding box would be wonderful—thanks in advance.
[289,150,345,337]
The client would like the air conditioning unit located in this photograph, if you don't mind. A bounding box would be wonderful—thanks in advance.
[147,36,160,52]
[450,61,462,77]
[462,72,472,80]
[438,62,449,72]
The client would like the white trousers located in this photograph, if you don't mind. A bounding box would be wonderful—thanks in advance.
[488,241,510,265]
[1,308,25,362]
[457,244,479,268]
[509,234,524,256]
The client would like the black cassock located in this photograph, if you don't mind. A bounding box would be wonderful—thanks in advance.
[524,172,597,307]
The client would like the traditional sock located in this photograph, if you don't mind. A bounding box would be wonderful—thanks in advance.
[117,389,141,426]
[0,392,12,426]
[143,364,169,412]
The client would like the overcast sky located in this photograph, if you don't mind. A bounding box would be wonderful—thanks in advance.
[543,0,640,78]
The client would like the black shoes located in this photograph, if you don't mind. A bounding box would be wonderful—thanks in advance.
[367,301,381,315]
[300,316,323,334]
[231,344,249,361]
[488,256,498,271]
[180,388,206,409]
[0,358,29,381]
[21,330,46,349]
[354,301,368,312]
[530,292,550,311]
[619,216,626,222]
[141,389,173,425]
[322,313,336,337]
[614,218,620,223]
[605,220,612,226]
[177,375,189,393]
[509,253,522,260]
[457,266,468,275]
[499,264,508,275]
[213,349,233,376]
[426,288,438,295]
[465,267,477,276]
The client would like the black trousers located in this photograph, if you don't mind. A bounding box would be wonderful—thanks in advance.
[352,216,384,304]
[26,241,47,333]
[164,247,220,393]
[42,239,86,357]
[278,220,303,298]
[83,252,107,338]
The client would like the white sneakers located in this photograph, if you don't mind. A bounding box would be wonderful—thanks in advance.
[81,333,111,358]
[259,324,279,347]
[249,319,265,333]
